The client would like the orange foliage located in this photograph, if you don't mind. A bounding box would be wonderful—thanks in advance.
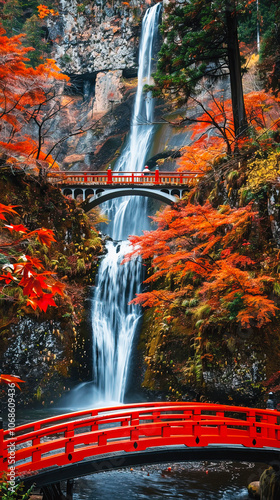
[37,5,59,19]
[178,136,227,173]
[0,26,68,171]
[124,201,278,329]
[177,90,280,173]
[0,204,65,312]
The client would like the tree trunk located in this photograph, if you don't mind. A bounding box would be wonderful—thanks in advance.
[225,1,248,139]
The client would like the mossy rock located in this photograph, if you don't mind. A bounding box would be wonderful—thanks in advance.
[248,481,260,499]
[259,467,280,499]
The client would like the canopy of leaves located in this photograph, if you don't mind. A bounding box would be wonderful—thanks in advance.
[258,0,280,96]
[1,0,55,66]
[152,0,252,105]
[177,89,280,163]
[0,26,70,174]
[125,200,278,329]
[237,0,277,46]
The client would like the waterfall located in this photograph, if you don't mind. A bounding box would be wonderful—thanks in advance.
[70,3,162,408]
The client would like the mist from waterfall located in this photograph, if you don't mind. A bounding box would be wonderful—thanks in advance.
[70,3,162,408]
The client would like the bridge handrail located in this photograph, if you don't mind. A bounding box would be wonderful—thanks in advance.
[12,417,279,466]
[48,170,204,186]
[4,402,278,438]
[1,403,280,478]
[5,411,262,447]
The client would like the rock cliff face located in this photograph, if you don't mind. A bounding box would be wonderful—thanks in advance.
[50,0,151,74]
[45,0,159,171]
[49,0,156,112]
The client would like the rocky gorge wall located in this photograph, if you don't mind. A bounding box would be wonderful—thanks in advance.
[45,0,162,170]
[49,0,155,76]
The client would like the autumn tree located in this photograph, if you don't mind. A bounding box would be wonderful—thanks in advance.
[0,26,98,182]
[125,200,278,330]
[0,26,69,175]
[175,88,280,163]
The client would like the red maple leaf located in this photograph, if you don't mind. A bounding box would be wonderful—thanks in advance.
[0,374,25,389]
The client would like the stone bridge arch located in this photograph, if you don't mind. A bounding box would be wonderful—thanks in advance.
[67,187,181,211]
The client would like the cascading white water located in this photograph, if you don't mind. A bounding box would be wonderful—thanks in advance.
[70,3,162,407]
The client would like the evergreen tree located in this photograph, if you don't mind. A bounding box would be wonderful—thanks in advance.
[258,0,280,96]
[153,0,249,139]
[237,0,276,48]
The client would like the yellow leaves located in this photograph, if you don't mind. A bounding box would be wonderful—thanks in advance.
[243,150,280,192]
[246,52,259,70]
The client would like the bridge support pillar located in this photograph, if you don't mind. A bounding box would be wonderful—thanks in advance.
[66,479,74,500]
[41,480,74,500]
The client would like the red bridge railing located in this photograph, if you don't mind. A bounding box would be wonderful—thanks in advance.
[50,170,204,186]
[1,402,280,479]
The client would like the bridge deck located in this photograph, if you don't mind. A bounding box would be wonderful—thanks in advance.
[1,402,280,485]
[50,170,204,187]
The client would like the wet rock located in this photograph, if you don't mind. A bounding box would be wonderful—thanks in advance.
[259,467,280,499]
[0,318,68,407]
[268,187,280,247]
[248,481,260,499]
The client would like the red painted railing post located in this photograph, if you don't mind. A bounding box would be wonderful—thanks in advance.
[6,402,280,478]
[179,172,183,184]
[132,173,134,184]
[0,418,7,473]
[107,168,112,184]
[155,168,159,184]
[84,172,88,183]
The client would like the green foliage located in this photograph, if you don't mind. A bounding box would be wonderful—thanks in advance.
[238,0,276,46]
[0,479,33,500]
[227,292,244,321]
[258,0,280,95]
[22,15,50,67]
[1,0,51,66]
[153,0,246,105]
[152,0,249,137]
[60,54,72,67]
[77,3,85,14]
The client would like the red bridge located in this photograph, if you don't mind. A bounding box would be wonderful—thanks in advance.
[51,169,204,209]
[2,402,280,488]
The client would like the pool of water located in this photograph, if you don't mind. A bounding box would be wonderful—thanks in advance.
[72,461,265,500]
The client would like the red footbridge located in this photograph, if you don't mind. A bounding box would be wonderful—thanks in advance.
[50,170,204,209]
[2,402,280,489]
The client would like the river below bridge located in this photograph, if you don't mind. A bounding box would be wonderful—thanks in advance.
[72,461,266,500]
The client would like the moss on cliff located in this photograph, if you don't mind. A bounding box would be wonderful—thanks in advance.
[0,169,104,406]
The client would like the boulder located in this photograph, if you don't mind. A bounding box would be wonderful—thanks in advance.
[248,481,260,499]
[259,467,280,500]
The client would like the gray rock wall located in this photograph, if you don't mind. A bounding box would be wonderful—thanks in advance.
[43,0,160,169]
[49,0,153,74]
